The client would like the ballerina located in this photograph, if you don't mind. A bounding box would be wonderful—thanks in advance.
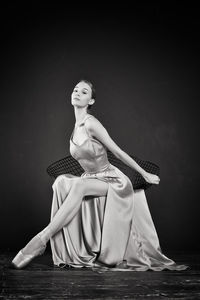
[12,79,187,271]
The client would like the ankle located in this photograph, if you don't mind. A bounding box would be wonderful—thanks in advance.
[38,227,51,244]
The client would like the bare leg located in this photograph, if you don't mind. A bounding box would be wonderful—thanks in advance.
[44,177,108,238]
[20,175,73,256]
[21,178,108,255]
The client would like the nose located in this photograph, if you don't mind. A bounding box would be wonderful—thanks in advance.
[75,90,80,97]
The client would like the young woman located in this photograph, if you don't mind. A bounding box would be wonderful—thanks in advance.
[12,79,188,271]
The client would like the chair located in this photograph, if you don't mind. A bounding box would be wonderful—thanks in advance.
[46,150,160,190]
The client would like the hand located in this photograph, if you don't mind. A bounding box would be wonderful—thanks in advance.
[143,172,160,185]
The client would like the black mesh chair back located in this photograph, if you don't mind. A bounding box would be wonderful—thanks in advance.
[46,150,160,190]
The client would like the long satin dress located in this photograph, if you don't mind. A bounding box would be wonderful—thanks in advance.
[50,114,188,271]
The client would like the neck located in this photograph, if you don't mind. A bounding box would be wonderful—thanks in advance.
[74,107,89,126]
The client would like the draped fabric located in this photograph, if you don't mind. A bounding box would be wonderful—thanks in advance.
[50,114,188,271]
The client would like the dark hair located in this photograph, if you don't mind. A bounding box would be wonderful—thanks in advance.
[79,79,96,111]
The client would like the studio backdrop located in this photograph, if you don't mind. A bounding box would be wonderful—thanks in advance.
[0,6,199,252]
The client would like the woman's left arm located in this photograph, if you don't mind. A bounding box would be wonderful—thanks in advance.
[85,117,160,185]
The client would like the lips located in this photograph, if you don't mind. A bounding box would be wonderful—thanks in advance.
[73,97,80,100]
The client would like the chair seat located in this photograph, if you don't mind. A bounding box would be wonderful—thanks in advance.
[46,150,160,190]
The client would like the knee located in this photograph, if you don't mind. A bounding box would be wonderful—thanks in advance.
[53,174,65,186]
[52,175,70,190]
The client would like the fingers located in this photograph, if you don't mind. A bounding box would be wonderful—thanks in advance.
[155,177,160,184]
[152,175,160,184]
[146,174,161,185]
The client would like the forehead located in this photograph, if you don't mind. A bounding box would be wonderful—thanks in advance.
[75,81,92,91]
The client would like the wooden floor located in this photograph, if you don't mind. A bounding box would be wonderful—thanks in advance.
[0,250,199,299]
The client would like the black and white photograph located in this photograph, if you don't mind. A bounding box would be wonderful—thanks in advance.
[0,2,199,299]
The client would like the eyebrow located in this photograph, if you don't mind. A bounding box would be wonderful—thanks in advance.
[74,86,89,91]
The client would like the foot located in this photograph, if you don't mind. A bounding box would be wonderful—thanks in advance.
[12,234,46,269]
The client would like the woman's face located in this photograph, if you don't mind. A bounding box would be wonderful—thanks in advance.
[71,81,94,109]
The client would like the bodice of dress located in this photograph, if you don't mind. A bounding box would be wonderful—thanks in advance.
[69,114,110,173]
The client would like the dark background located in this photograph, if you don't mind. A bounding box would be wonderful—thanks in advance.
[0,3,199,252]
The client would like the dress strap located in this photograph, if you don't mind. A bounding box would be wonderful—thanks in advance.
[82,114,94,138]
[82,114,93,124]
[75,114,93,127]
[71,114,94,141]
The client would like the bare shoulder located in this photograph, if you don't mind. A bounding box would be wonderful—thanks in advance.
[85,114,105,136]
[85,114,103,126]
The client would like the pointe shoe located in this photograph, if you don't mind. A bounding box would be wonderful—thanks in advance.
[11,236,46,269]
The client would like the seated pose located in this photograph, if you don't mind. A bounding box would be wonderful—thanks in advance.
[12,79,188,271]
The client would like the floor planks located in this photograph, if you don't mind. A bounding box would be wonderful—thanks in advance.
[0,251,200,299]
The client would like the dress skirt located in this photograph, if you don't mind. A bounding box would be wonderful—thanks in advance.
[50,163,187,271]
